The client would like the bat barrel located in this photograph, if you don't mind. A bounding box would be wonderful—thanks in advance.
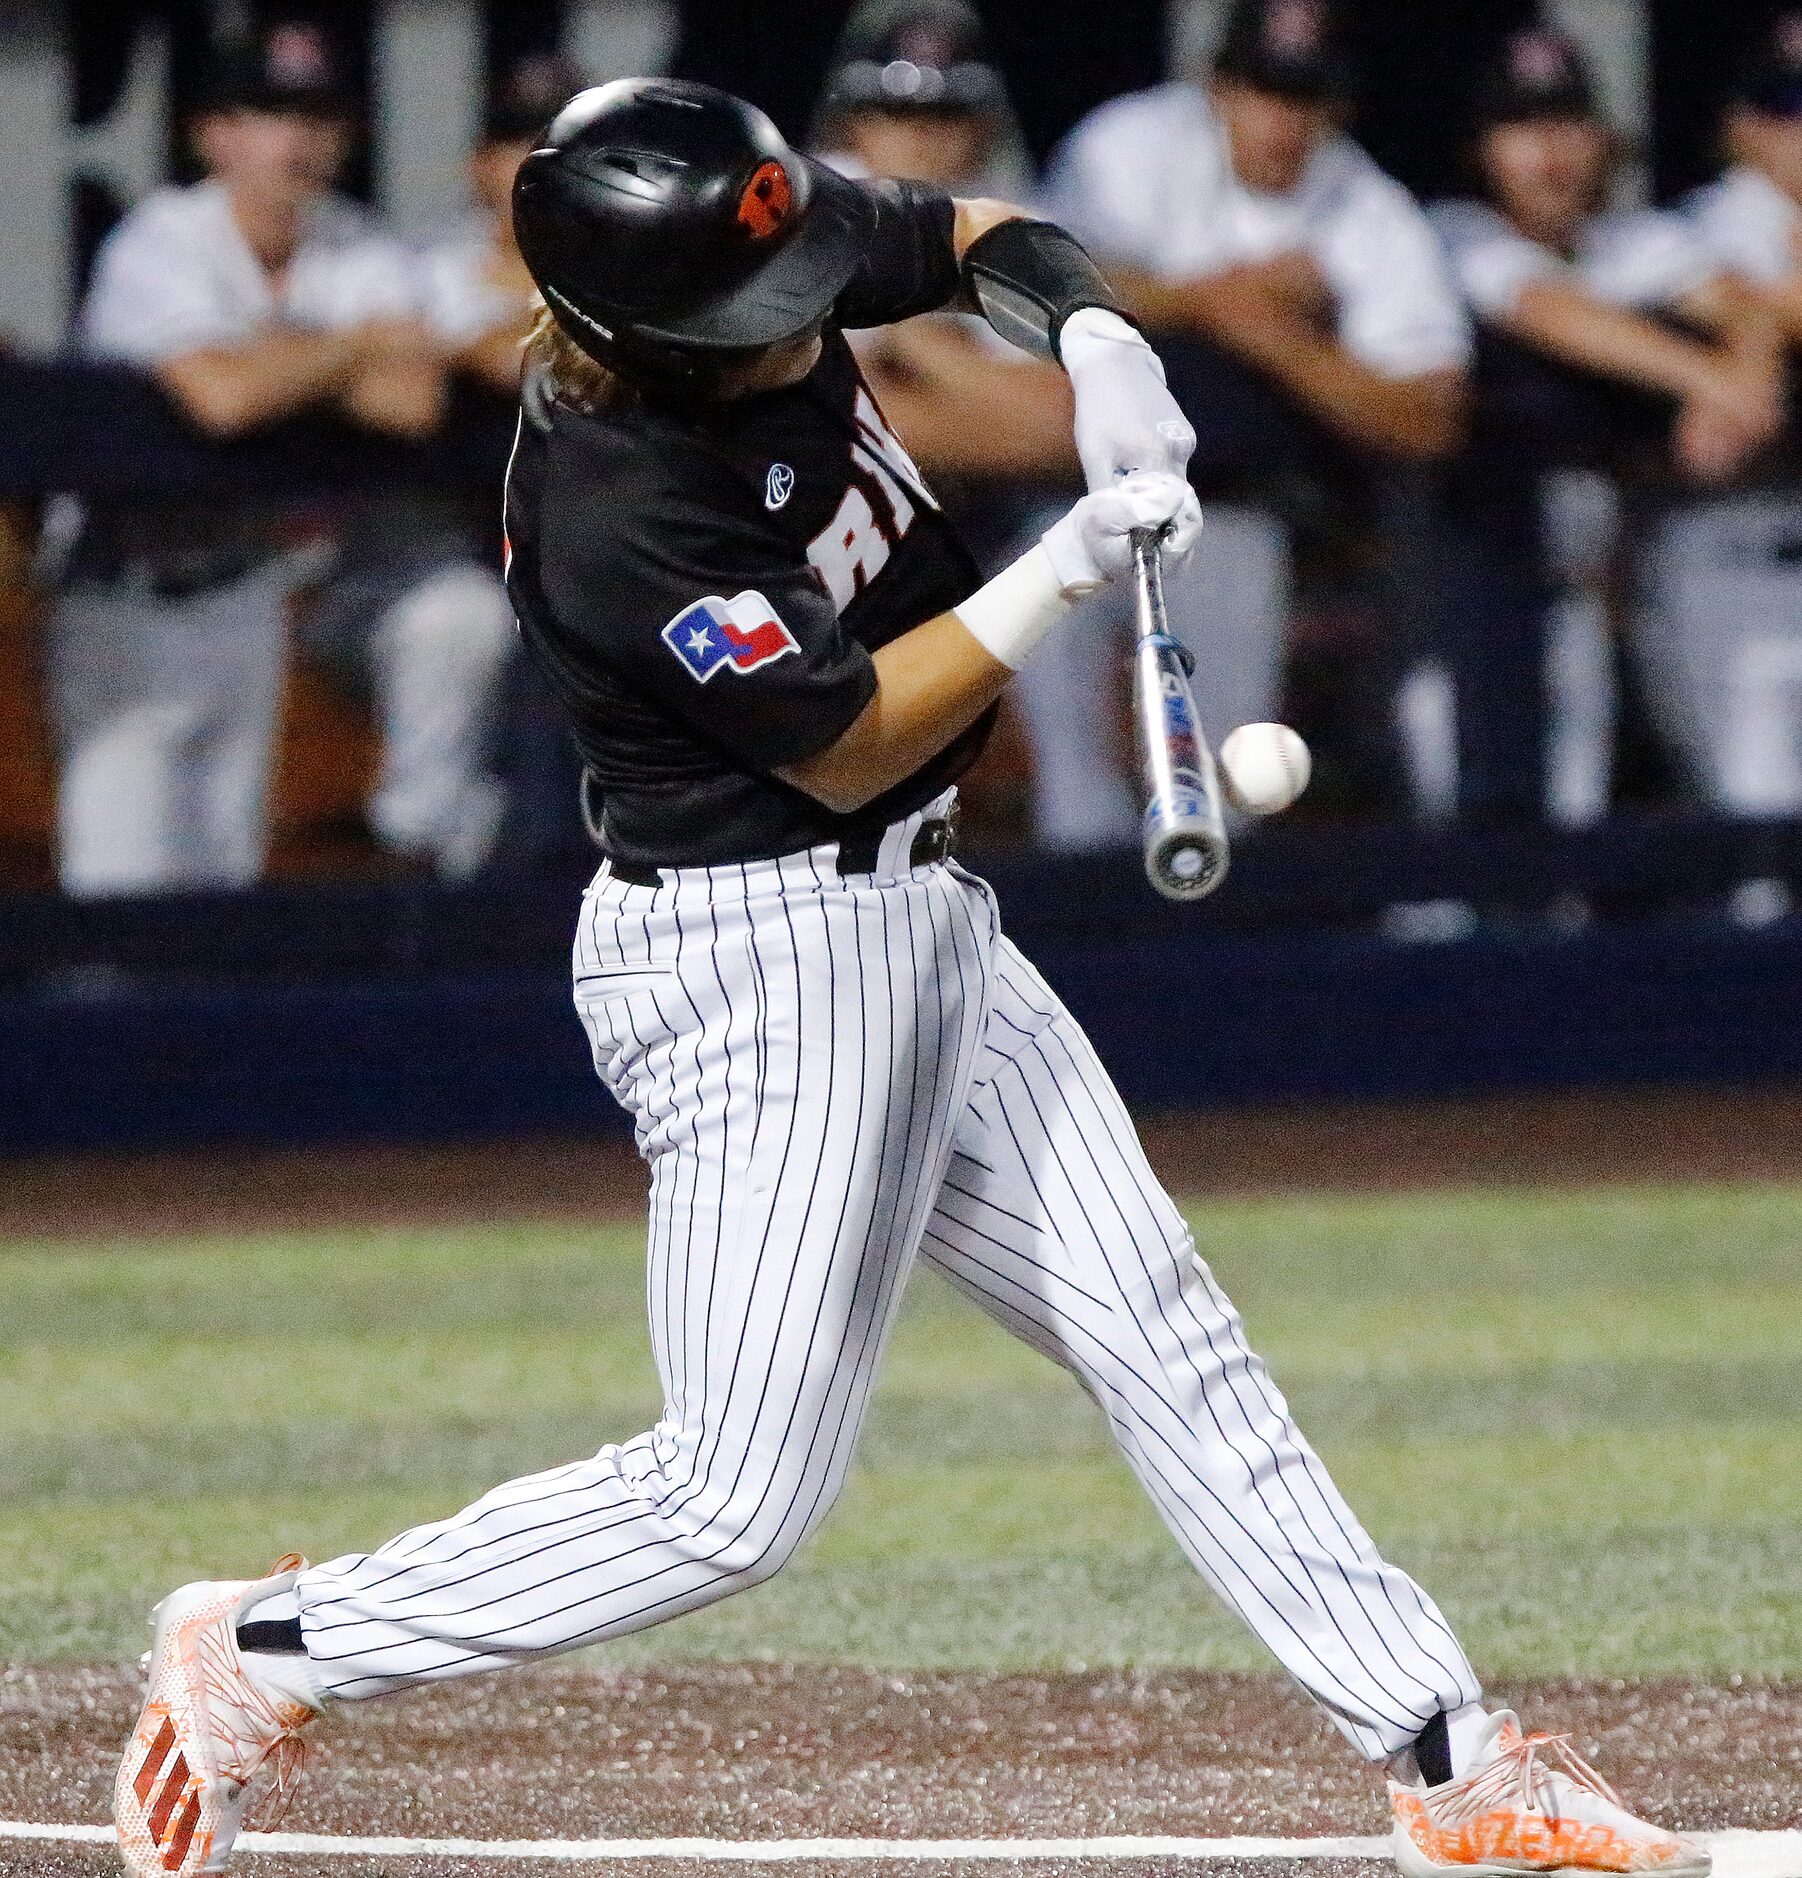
[1130,527,1230,901]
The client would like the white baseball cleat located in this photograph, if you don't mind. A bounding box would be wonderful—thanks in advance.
[1390,1710,1710,1877]
[114,1556,320,1875]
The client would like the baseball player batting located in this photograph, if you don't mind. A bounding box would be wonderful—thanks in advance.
[117,80,1704,1878]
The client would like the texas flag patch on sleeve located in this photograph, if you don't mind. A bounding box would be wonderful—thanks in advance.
[661,591,801,682]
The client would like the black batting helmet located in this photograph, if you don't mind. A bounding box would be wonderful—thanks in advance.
[513,78,873,388]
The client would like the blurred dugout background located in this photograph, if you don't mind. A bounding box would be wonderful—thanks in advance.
[3,0,1802,1156]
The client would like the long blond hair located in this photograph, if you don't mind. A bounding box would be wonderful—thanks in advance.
[525,298,632,414]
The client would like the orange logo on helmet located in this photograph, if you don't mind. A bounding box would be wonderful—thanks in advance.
[737,161,792,240]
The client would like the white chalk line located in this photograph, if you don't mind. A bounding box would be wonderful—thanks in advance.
[4,1821,1800,1872]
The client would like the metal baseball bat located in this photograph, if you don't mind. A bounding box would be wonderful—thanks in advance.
[1130,525,1230,901]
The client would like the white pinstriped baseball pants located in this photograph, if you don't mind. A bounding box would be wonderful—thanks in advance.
[294,795,1480,1757]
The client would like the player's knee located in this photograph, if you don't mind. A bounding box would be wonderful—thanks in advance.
[715,1517,807,1592]
[665,1497,808,1595]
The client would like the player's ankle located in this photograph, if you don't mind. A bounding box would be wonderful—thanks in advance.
[1407,1702,1490,1788]
[235,1586,328,1710]
[238,1641,328,1712]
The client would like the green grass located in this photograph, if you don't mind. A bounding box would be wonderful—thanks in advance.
[3,1184,1800,1677]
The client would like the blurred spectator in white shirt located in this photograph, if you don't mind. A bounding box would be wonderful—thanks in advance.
[1687,11,1802,349]
[1045,0,1471,462]
[1435,29,1783,487]
[419,55,582,397]
[814,0,1101,845]
[1036,0,1470,843]
[1665,15,1802,860]
[51,23,512,895]
[1434,28,1794,843]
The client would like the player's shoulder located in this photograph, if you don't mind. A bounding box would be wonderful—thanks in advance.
[1682,171,1736,220]
[1589,202,1693,241]
[537,385,757,569]
[1680,165,1800,279]
[410,213,491,303]
[1062,82,1205,159]
[306,190,405,259]
[415,210,491,265]
[1427,196,1526,249]
[1317,136,1432,232]
[1584,203,1709,269]
[1684,165,1769,218]
[94,182,225,264]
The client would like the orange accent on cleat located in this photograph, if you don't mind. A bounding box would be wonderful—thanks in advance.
[133,1715,177,1805]
[114,1557,319,1877]
[1390,1714,1710,1876]
[162,1790,203,1871]
[145,1753,188,1845]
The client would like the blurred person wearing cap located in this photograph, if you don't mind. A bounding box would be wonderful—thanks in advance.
[821,0,1342,848]
[1426,22,1794,841]
[1658,15,1802,848]
[1042,0,1472,842]
[49,21,511,893]
[1045,0,1472,463]
[813,0,1077,484]
[814,0,1140,847]
[398,53,593,867]
[417,54,584,396]
[1688,11,1802,344]
[1434,29,1784,488]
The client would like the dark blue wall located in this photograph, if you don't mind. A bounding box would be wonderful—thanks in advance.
[7,831,1802,1156]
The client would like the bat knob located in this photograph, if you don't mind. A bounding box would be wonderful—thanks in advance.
[1145,822,1230,901]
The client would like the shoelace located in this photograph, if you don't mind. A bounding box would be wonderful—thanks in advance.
[1432,1728,1624,1824]
[243,1732,309,1833]
[195,1558,315,1832]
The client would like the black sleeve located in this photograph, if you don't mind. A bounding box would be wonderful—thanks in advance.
[541,449,876,774]
[833,179,962,331]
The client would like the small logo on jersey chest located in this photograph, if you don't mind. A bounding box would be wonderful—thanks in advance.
[764,463,795,511]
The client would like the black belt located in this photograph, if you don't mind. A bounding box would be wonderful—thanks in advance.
[605,815,956,889]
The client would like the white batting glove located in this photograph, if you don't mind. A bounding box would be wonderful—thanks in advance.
[1040,471,1203,595]
[1060,306,1198,492]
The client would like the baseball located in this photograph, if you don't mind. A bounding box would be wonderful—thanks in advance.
[1219,723,1311,816]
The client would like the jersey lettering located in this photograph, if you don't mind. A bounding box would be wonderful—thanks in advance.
[851,441,915,537]
[809,482,891,613]
[853,387,937,511]
[805,383,941,613]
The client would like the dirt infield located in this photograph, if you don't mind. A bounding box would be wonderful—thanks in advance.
[6,1086,1802,1243]
[2,1665,1795,1877]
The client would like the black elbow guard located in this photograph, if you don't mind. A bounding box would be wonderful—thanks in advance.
[960,218,1133,362]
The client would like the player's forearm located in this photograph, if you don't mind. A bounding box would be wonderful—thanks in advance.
[1771,277,1802,346]
[1504,280,1725,404]
[862,355,1078,479]
[1106,266,1209,333]
[1263,343,1467,460]
[951,197,1026,261]
[781,478,1201,815]
[340,359,449,438]
[780,610,1012,815]
[1707,281,1789,398]
[155,331,359,437]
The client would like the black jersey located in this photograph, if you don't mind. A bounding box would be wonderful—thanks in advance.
[504,179,990,870]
